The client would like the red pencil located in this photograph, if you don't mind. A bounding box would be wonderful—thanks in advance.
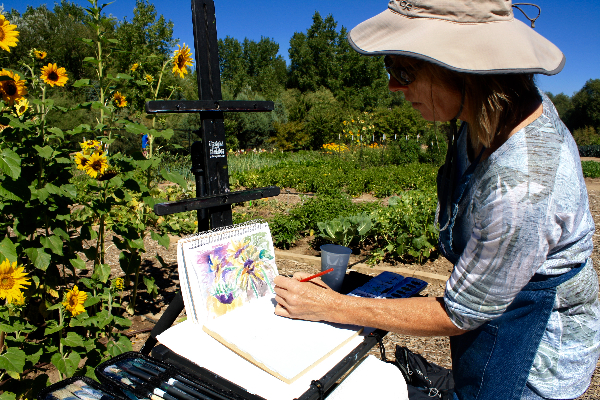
[300,268,334,282]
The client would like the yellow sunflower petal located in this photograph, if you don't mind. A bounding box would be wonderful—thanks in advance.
[0,15,19,53]
[83,152,109,178]
[0,69,27,106]
[40,63,68,87]
[0,259,30,304]
[63,285,88,316]
[172,44,193,78]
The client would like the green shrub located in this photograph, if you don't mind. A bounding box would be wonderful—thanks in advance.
[582,161,600,178]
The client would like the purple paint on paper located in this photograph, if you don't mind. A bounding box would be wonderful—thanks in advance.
[216,292,234,304]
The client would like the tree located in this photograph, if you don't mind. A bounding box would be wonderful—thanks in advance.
[570,79,600,133]
[6,2,105,81]
[218,36,287,99]
[546,92,573,127]
[113,0,176,73]
[287,12,339,92]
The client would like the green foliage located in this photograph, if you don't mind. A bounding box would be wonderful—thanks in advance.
[573,126,600,147]
[369,191,438,264]
[317,212,373,247]
[570,79,600,134]
[581,161,600,178]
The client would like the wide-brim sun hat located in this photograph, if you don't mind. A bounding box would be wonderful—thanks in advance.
[348,0,565,75]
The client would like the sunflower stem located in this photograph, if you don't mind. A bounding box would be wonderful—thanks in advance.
[130,251,140,315]
[57,308,64,381]
[0,331,5,353]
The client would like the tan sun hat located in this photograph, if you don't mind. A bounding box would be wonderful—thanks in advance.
[348,0,565,75]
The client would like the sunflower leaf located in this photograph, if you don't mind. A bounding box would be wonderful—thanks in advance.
[69,256,86,271]
[0,347,26,374]
[0,148,21,179]
[0,237,17,263]
[73,79,90,88]
[83,57,100,65]
[44,320,63,336]
[24,247,51,271]
[91,263,111,283]
[107,335,132,358]
[115,73,132,80]
[61,332,85,348]
[51,350,80,377]
[34,145,54,159]
[151,231,170,249]
[160,169,188,191]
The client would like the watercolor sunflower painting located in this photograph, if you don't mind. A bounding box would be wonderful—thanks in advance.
[184,223,278,320]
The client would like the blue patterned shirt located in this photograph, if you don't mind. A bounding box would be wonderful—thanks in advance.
[443,93,600,398]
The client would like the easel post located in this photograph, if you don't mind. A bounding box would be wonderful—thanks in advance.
[139,0,280,355]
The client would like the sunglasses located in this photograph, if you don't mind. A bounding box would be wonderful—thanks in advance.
[384,55,416,86]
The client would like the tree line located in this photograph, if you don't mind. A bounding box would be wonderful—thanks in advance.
[5,1,599,153]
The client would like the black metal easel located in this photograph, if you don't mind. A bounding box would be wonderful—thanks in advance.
[139,0,279,356]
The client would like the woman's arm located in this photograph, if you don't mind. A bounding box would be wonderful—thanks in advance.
[273,273,467,337]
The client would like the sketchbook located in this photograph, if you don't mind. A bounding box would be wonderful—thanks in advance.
[176,220,362,384]
[177,220,279,324]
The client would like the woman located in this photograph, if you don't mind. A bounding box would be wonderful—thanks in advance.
[273,1,600,399]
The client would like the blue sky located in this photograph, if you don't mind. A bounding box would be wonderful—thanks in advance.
[10,0,600,96]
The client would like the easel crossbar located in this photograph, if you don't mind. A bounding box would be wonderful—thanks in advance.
[146,100,274,114]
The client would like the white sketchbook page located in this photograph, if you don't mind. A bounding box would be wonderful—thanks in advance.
[326,355,408,400]
[156,321,365,400]
[202,295,362,383]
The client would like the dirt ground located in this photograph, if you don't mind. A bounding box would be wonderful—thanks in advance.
[33,179,600,399]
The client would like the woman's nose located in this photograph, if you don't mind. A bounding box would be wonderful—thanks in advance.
[388,76,408,92]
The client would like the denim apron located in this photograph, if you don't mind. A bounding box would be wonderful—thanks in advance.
[436,126,584,400]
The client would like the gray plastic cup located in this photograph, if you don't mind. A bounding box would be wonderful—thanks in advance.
[320,244,352,292]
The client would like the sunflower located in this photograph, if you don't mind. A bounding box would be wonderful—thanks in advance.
[14,98,29,117]
[0,69,27,106]
[130,63,139,72]
[112,277,124,290]
[145,74,153,83]
[80,139,102,153]
[34,49,47,60]
[63,285,87,316]
[0,15,19,53]
[74,152,89,170]
[40,63,68,87]
[8,290,25,306]
[172,44,193,78]
[84,152,109,178]
[113,91,127,108]
[0,259,30,304]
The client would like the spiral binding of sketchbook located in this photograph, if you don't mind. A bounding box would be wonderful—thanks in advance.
[177,220,278,324]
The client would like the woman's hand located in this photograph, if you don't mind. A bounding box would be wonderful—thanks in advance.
[273,272,341,322]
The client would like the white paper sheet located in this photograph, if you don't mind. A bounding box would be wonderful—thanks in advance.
[157,320,365,400]
[202,296,362,383]
[327,355,408,400]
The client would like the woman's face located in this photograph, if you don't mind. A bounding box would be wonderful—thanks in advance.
[388,59,465,122]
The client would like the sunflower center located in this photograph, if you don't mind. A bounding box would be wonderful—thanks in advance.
[89,159,103,171]
[69,296,78,307]
[0,29,5,41]
[48,71,59,81]
[177,55,186,69]
[6,82,16,96]
[0,276,14,290]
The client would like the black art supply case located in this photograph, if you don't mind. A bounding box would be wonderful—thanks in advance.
[37,376,127,400]
[96,351,265,400]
